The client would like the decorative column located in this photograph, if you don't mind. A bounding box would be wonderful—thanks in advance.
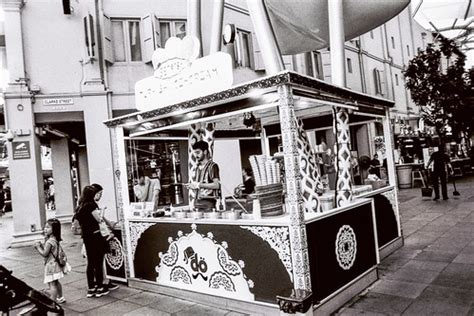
[187,123,202,206]
[109,126,132,278]
[295,119,323,213]
[335,108,353,206]
[202,122,216,157]
[277,85,311,291]
[328,0,353,206]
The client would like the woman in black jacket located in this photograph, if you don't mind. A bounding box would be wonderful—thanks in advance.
[75,185,110,298]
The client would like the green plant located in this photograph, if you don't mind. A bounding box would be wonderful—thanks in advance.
[403,37,473,144]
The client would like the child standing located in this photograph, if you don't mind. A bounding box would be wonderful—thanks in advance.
[34,218,67,304]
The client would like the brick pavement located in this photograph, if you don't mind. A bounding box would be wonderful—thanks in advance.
[1,175,473,315]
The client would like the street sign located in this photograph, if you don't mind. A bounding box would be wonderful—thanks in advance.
[12,141,31,160]
[43,98,74,106]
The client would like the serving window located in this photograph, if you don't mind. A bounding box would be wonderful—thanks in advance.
[122,92,392,217]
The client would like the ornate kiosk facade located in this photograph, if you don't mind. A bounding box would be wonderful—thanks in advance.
[104,67,402,314]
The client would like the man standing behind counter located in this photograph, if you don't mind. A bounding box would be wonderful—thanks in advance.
[134,169,161,211]
[186,140,221,211]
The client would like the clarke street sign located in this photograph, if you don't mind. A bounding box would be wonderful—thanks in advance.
[43,98,74,106]
[135,36,233,112]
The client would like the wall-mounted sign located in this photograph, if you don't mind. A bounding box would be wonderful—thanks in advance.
[135,36,233,111]
[12,141,31,160]
[43,98,74,106]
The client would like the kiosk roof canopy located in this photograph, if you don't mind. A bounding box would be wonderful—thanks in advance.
[104,71,394,135]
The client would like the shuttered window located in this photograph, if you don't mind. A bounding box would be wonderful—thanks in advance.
[111,19,142,63]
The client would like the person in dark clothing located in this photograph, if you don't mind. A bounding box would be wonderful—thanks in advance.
[242,168,256,195]
[370,154,380,166]
[0,181,4,216]
[90,183,119,292]
[427,148,452,200]
[234,168,256,198]
[75,185,110,298]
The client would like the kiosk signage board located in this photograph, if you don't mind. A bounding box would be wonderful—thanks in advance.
[135,36,233,111]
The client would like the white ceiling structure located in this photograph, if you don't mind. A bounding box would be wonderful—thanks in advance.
[412,0,473,68]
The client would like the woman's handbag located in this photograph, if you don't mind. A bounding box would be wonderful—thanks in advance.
[71,214,82,235]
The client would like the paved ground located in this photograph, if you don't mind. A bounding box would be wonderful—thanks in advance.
[338,175,474,316]
[1,175,473,315]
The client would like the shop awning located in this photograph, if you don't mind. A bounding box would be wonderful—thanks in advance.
[104,71,394,133]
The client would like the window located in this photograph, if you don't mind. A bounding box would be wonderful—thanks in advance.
[406,45,410,56]
[305,51,324,80]
[159,20,186,48]
[373,68,383,95]
[0,35,7,88]
[234,29,252,68]
[391,36,395,49]
[395,74,399,86]
[370,30,374,39]
[111,19,142,62]
[347,58,353,73]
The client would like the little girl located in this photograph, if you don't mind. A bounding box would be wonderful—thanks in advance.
[34,218,67,304]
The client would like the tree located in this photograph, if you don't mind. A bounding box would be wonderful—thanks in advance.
[403,37,473,144]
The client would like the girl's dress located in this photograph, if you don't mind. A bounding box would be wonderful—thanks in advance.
[43,238,66,284]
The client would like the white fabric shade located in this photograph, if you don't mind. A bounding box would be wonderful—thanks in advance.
[264,0,410,55]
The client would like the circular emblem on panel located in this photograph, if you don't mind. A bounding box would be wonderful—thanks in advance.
[335,225,357,270]
[105,237,124,270]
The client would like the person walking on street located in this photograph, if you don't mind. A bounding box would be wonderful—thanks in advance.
[75,185,110,298]
[427,147,452,200]
[90,183,119,292]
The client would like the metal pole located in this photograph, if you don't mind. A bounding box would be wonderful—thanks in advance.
[328,0,346,87]
[209,0,224,54]
[246,0,284,75]
[187,0,203,57]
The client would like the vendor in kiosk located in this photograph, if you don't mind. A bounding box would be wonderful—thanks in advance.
[133,169,161,211]
[186,140,221,211]
[234,168,256,198]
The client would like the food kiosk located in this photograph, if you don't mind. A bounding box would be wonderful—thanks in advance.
[104,55,402,314]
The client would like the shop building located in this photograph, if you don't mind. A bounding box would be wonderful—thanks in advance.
[0,0,431,247]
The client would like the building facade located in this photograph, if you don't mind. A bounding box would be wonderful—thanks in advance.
[0,0,430,246]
